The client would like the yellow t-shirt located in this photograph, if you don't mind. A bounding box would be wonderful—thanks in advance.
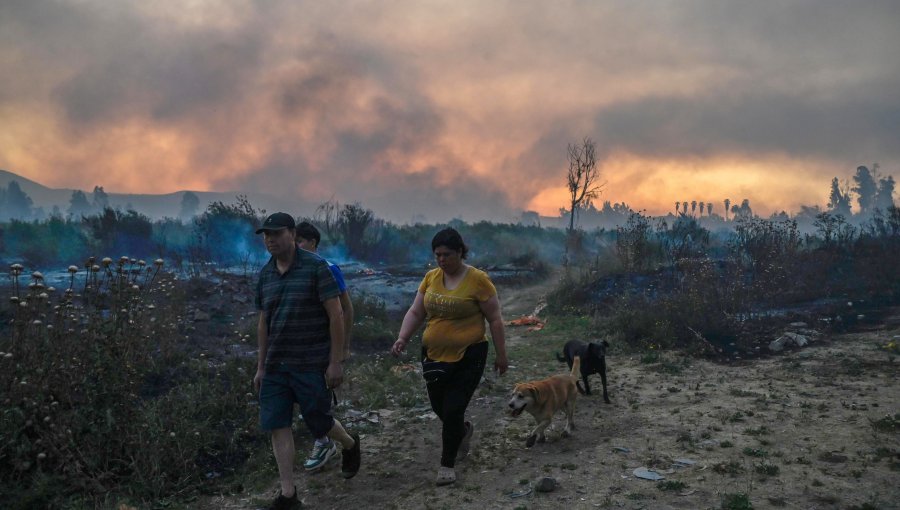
[419,266,497,362]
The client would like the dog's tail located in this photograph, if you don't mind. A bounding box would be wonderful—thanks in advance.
[570,356,581,378]
[555,352,566,362]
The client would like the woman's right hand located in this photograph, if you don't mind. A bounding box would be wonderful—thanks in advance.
[390,337,408,357]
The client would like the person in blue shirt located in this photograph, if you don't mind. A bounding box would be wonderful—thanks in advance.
[295,221,355,472]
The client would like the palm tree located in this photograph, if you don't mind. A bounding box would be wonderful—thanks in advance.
[691,200,697,216]
[699,202,706,216]
[682,202,688,216]
[675,202,680,214]
[707,203,713,217]
[724,198,731,221]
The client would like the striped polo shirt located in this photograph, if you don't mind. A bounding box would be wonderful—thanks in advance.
[256,247,340,370]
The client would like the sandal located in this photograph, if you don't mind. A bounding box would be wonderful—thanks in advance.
[435,466,456,486]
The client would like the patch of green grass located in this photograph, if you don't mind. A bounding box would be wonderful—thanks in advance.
[744,426,770,436]
[721,492,753,510]
[754,463,780,477]
[657,360,686,375]
[657,480,687,491]
[720,440,734,448]
[743,447,768,458]
[713,461,744,475]
[728,411,746,423]
[351,356,425,409]
[640,351,661,364]
[540,314,594,337]
[869,413,899,433]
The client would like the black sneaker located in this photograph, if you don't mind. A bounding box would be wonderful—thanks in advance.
[267,487,301,510]
[341,433,361,479]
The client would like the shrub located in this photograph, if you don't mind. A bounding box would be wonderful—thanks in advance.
[721,493,753,510]
[0,259,261,505]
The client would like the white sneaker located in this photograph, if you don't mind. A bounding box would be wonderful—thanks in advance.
[303,440,337,471]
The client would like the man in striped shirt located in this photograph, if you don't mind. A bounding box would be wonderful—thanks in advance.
[252,212,361,510]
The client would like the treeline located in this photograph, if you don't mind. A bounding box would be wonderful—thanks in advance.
[0,196,569,272]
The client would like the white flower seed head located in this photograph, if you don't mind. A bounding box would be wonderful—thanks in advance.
[102,257,112,266]
[154,258,164,266]
[31,271,43,280]
[68,265,79,273]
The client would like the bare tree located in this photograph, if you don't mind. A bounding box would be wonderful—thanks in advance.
[566,137,603,234]
[313,197,341,242]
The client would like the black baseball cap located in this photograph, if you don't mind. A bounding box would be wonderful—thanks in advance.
[255,212,296,234]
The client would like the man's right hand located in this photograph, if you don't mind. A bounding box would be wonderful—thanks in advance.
[253,368,265,394]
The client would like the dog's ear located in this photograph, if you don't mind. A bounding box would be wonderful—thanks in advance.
[590,340,608,356]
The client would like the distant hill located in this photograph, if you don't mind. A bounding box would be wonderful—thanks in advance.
[0,169,297,219]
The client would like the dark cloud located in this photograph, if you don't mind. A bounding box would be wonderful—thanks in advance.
[589,79,900,162]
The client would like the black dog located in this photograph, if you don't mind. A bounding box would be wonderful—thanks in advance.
[556,340,610,403]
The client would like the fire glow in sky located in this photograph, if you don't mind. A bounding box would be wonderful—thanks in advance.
[1,1,898,222]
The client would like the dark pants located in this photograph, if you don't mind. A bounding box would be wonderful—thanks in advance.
[423,341,488,468]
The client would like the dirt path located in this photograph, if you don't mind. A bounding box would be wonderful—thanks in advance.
[206,277,899,510]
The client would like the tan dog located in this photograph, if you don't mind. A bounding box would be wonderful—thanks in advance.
[507,356,580,447]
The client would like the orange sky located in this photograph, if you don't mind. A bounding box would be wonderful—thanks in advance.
[1,1,897,222]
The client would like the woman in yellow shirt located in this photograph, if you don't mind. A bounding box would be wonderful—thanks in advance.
[391,228,509,486]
